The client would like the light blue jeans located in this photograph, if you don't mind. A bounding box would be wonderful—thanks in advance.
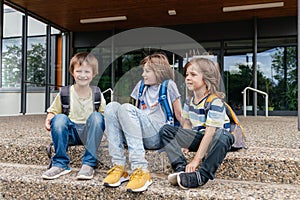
[104,102,163,170]
[50,112,105,169]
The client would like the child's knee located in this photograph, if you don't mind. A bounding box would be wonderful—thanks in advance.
[117,103,136,120]
[89,112,105,130]
[104,102,121,116]
[159,124,176,138]
[51,114,69,129]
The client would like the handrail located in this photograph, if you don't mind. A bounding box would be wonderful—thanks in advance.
[103,88,114,102]
[241,87,268,117]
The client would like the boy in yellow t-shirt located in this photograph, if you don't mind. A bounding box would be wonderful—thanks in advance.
[42,52,106,180]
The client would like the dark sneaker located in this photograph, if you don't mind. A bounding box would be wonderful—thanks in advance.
[42,166,71,180]
[168,165,186,185]
[177,171,204,189]
[168,172,182,185]
[76,165,94,180]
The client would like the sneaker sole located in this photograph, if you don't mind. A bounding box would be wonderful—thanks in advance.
[76,172,94,180]
[126,179,153,193]
[177,172,188,190]
[103,176,129,187]
[168,172,181,186]
[41,169,71,180]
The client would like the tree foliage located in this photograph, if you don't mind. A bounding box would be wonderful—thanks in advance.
[2,43,46,87]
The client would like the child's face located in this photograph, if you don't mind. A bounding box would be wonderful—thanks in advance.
[72,62,94,87]
[142,64,157,85]
[185,64,206,92]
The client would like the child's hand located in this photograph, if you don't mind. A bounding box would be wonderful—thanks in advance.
[45,113,54,131]
[182,148,189,154]
[185,157,201,172]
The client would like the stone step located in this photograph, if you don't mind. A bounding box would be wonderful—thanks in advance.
[1,162,299,200]
[1,139,299,185]
[1,115,299,185]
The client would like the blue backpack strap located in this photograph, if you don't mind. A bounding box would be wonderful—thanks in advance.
[60,85,70,116]
[158,80,180,126]
[91,85,101,111]
[137,80,147,109]
[158,80,175,125]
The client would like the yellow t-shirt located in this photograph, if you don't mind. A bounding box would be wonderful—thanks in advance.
[47,85,106,124]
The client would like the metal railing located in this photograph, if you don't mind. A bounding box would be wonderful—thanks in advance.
[242,87,268,117]
[103,88,114,102]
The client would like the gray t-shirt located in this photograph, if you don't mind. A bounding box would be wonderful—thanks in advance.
[131,80,181,127]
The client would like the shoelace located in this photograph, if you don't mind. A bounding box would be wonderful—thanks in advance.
[129,168,143,181]
[107,165,123,175]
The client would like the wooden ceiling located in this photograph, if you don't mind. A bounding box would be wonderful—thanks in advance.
[5,0,297,32]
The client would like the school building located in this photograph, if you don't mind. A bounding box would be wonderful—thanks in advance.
[0,0,298,119]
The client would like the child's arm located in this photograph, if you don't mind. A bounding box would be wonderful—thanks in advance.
[181,118,192,129]
[185,126,216,172]
[172,98,182,124]
[45,112,55,131]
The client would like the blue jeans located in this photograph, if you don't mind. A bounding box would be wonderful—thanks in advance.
[50,112,105,169]
[104,102,163,170]
[160,124,234,180]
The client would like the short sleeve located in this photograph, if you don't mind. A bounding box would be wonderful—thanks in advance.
[205,98,226,128]
[47,93,62,114]
[130,80,142,100]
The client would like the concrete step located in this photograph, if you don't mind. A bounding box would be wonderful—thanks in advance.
[1,140,299,185]
[1,162,299,200]
[1,115,299,185]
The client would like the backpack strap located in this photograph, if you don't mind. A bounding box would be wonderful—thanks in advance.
[137,80,147,109]
[60,86,70,116]
[60,85,102,116]
[204,93,217,116]
[91,85,102,112]
[158,80,174,124]
[205,94,242,128]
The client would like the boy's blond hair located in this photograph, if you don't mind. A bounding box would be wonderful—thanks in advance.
[69,52,98,76]
[184,57,225,99]
[141,53,174,84]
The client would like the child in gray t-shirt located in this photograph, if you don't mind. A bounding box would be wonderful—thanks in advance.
[103,53,182,193]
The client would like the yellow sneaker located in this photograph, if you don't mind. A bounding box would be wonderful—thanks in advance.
[125,168,152,192]
[103,165,129,187]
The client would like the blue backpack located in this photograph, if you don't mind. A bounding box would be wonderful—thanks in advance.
[137,79,180,127]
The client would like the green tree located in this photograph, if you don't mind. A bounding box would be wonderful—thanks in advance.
[27,43,46,87]
[2,43,46,88]
[2,45,22,87]
[271,47,297,110]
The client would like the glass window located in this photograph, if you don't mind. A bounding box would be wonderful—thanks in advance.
[258,46,297,111]
[2,5,23,88]
[224,53,252,113]
[3,5,23,38]
[27,37,46,87]
[28,16,46,36]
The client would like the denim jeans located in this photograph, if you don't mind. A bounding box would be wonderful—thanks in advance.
[50,112,105,169]
[104,102,163,170]
[160,124,234,180]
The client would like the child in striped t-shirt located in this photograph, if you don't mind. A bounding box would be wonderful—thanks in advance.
[160,57,235,189]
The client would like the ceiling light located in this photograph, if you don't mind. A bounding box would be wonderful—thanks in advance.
[223,2,284,12]
[168,10,176,16]
[80,16,127,24]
